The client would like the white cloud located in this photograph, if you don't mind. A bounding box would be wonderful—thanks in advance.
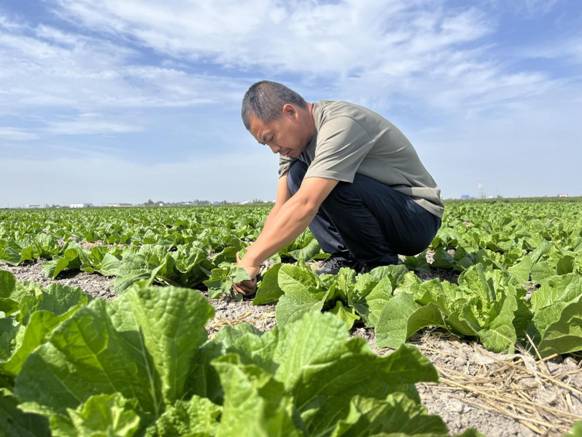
[0,14,24,31]
[48,0,563,117]
[45,113,143,135]
[34,24,85,47]
[53,0,491,77]
[513,0,560,16]
[519,37,582,65]
[0,15,244,114]
[0,127,39,141]
[481,0,560,16]
[2,1,572,119]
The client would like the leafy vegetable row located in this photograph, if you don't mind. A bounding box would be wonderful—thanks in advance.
[1,270,479,436]
[246,262,581,358]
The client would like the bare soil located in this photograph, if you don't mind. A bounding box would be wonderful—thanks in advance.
[2,261,580,436]
[2,261,116,299]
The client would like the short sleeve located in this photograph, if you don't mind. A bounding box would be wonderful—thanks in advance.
[278,155,294,178]
[304,116,372,182]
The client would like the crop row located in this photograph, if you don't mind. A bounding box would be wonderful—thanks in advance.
[1,202,581,357]
[1,271,482,436]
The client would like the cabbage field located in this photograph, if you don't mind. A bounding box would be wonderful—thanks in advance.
[0,200,581,436]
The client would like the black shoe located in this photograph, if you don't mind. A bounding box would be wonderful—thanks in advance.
[316,253,361,275]
[358,255,400,274]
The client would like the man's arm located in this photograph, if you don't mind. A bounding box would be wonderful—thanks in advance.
[261,174,290,232]
[238,177,338,274]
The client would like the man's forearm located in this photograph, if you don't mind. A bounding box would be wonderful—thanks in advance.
[243,195,317,266]
[261,204,282,235]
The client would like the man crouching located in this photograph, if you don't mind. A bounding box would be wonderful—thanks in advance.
[234,80,443,296]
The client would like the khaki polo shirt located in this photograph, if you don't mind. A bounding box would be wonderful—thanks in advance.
[279,100,444,218]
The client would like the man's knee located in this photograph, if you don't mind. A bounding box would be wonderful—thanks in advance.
[286,160,308,194]
[323,182,359,208]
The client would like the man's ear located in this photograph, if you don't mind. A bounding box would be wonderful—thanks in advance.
[282,103,297,118]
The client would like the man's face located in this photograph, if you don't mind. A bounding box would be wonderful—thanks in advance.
[248,104,312,159]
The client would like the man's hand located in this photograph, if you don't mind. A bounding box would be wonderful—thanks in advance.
[232,177,338,296]
[233,255,260,296]
[241,177,338,268]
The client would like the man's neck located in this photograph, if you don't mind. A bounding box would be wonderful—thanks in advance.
[307,102,316,130]
[303,102,317,147]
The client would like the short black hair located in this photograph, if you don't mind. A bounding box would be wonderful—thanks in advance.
[241,80,307,130]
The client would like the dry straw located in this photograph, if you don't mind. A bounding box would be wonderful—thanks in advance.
[415,330,582,436]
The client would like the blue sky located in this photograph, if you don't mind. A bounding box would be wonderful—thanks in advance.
[1,0,581,206]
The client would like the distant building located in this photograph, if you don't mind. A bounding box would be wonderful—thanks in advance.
[26,204,41,208]
[460,194,473,200]
[105,203,133,207]
[69,203,92,208]
[558,193,569,198]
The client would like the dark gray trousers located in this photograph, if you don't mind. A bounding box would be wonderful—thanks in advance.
[287,160,441,267]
